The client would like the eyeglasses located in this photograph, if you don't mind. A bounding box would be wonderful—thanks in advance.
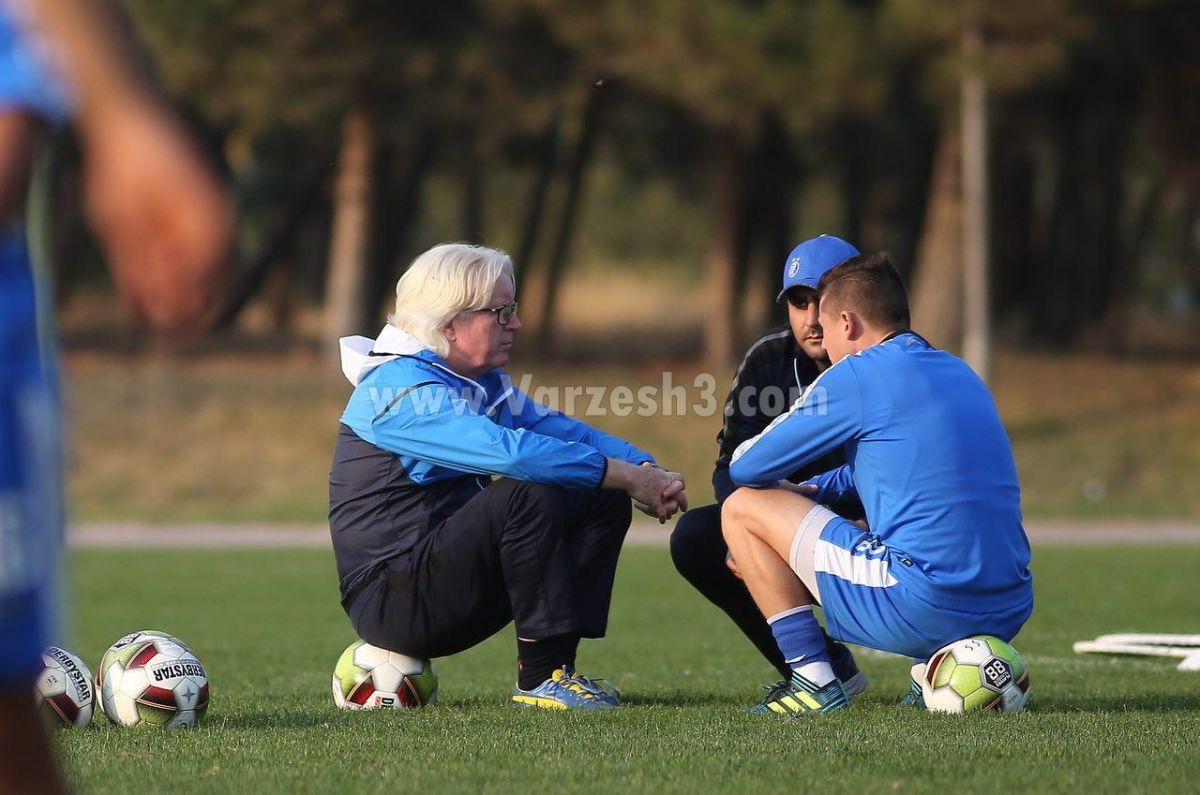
[477,302,519,326]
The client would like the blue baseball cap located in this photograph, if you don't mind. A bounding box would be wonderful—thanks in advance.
[776,235,860,302]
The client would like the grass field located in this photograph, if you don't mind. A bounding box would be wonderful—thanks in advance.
[57,544,1200,794]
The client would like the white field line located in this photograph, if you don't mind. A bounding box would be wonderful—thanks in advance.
[67,519,1200,549]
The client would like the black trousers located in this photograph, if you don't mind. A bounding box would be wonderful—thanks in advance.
[348,478,632,658]
[670,503,850,679]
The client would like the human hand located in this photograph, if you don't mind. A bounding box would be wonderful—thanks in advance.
[653,462,688,517]
[610,460,684,523]
[725,550,742,580]
[776,479,818,497]
[81,101,233,338]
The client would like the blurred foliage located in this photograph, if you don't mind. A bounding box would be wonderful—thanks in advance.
[50,0,1200,351]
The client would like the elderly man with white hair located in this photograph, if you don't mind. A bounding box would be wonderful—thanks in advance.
[330,242,686,710]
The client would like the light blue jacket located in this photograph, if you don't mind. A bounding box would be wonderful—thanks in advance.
[338,325,653,489]
[731,332,1032,613]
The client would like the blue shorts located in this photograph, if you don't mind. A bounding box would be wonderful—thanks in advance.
[0,228,61,684]
[788,506,1032,661]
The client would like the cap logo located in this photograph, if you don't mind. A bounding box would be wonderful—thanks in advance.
[787,259,800,279]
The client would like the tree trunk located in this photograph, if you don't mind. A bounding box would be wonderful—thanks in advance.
[704,133,741,370]
[366,125,437,322]
[990,123,1034,327]
[837,116,869,248]
[1035,104,1088,343]
[1102,174,1163,349]
[960,19,991,381]
[909,128,963,350]
[1085,106,1135,328]
[730,113,793,340]
[515,114,561,277]
[463,132,485,244]
[323,107,376,351]
[217,161,330,329]
[537,82,607,352]
[890,68,938,283]
[738,111,798,337]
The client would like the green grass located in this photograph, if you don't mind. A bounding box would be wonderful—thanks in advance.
[57,545,1200,793]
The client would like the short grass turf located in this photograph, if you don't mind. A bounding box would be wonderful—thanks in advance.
[58,545,1200,794]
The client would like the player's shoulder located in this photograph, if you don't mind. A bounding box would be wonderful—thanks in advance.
[853,331,934,365]
[738,324,798,368]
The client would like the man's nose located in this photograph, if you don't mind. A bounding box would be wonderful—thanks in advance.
[805,303,819,328]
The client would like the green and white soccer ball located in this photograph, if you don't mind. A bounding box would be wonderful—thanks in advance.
[37,646,95,728]
[332,640,437,710]
[97,630,210,728]
[921,635,1030,713]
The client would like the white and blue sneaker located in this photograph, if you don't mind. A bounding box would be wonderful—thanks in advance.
[829,641,870,699]
[511,665,618,710]
[748,670,850,717]
[898,662,927,709]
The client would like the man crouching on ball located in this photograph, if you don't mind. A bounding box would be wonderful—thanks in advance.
[722,253,1032,715]
[329,242,686,710]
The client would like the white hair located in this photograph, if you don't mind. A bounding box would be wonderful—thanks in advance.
[388,243,515,358]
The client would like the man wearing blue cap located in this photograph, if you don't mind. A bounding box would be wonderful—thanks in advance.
[722,253,1032,715]
[670,234,865,709]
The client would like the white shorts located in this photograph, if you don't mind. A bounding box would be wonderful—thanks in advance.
[786,504,838,605]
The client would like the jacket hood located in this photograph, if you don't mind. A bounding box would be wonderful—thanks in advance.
[339,324,428,385]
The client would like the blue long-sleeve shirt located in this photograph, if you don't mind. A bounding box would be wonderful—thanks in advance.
[730,332,1032,612]
[341,361,652,488]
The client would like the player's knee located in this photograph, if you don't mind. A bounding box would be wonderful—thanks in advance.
[669,507,716,575]
[669,511,702,575]
[720,488,752,543]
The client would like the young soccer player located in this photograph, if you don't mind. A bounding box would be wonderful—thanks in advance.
[1,2,231,791]
[722,253,1033,714]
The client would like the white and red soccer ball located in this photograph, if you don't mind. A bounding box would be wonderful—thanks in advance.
[332,640,437,710]
[96,630,210,728]
[37,646,95,728]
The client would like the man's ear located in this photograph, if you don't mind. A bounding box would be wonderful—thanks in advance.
[843,311,863,341]
[442,320,457,342]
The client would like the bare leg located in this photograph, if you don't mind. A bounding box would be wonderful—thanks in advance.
[0,686,69,795]
[721,486,823,617]
[720,487,851,712]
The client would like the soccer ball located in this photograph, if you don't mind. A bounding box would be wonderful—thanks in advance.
[97,630,210,727]
[921,635,1030,713]
[332,640,437,710]
[37,647,95,728]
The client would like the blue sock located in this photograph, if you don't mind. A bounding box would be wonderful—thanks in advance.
[768,606,835,686]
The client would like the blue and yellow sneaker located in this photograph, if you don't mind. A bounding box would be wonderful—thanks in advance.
[511,666,617,710]
[572,671,620,707]
[829,641,869,699]
[749,670,850,717]
[898,663,926,709]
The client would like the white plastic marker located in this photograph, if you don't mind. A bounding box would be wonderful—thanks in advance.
[1073,633,1200,671]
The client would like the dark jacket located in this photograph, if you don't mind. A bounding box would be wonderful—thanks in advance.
[712,324,860,517]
